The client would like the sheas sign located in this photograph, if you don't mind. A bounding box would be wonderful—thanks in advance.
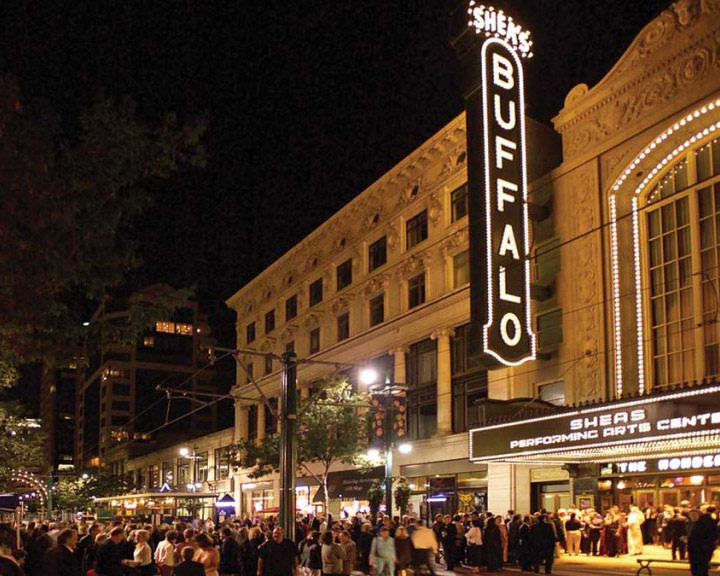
[469,386,720,462]
[480,35,535,366]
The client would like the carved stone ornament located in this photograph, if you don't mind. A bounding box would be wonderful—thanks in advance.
[401,177,424,205]
[428,192,443,225]
[303,312,323,330]
[399,251,431,279]
[363,274,390,296]
[386,222,399,251]
[279,325,297,341]
[331,295,354,314]
[554,1,720,160]
[441,226,469,256]
[258,337,275,353]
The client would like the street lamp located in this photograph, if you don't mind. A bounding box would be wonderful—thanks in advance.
[360,365,411,518]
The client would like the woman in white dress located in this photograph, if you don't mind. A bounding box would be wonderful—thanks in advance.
[627,506,645,555]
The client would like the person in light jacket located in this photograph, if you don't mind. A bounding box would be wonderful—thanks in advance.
[321,531,345,576]
[369,527,395,576]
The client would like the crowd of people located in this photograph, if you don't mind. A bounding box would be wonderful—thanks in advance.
[0,503,718,576]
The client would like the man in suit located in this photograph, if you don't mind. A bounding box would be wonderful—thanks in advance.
[95,527,125,576]
[530,514,557,575]
[441,515,457,570]
[688,506,719,576]
[43,529,81,576]
[220,527,241,576]
[173,546,205,576]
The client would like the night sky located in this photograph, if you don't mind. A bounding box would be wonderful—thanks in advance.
[1,0,671,347]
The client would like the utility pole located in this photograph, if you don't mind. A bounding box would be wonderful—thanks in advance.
[279,352,298,536]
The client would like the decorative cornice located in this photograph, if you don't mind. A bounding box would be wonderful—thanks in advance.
[553,0,720,160]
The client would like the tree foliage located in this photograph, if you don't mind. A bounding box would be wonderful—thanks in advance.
[0,76,206,368]
[53,473,137,513]
[0,402,46,483]
[394,476,412,517]
[234,378,370,512]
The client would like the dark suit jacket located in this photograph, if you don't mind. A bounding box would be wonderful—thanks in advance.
[173,560,206,576]
[95,540,124,576]
[220,536,241,573]
[43,545,81,576]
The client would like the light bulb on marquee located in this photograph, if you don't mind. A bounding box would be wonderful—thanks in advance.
[467,2,533,58]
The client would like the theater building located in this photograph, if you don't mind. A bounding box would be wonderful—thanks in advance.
[227,2,720,518]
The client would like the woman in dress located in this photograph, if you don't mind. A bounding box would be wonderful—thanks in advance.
[626,506,644,555]
[194,532,220,576]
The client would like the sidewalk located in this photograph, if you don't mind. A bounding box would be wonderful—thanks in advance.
[429,545,712,576]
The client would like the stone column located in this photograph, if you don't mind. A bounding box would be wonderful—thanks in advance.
[257,401,266,441]
[234,402,249,443]
[431,328,455,436]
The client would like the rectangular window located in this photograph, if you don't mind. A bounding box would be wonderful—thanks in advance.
[451,183,469,222]
[309,328,321,354]
[337,259,353,290]
[369,294,385,327]
[285,295,298,321]
[406,210,428,249]
[197,452,209,482]
[111,415,129,426]
[408,273,426,309]
[111,400,130,412]
[453,250,470,288]
[309,279,323,306]
[538,380,565,406]
[245,362,254,384]
[535,237,561,284]
[369,237,387,271]
[264,354,273,375]
[247,405,258,440]
[113,383,131,396]
[215,447,232,481]
[337,312,350,342]
[537,308,563,352]
[285,340,295,354]
[407,339,438,440]
[264,310,275,334]
[246,322,256,344]
[265,399,278,436]
[176,462,189,486]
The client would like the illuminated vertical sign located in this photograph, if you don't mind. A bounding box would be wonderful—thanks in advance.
[470,3,535,366]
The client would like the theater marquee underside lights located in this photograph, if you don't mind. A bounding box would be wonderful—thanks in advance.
[469,384,720,464]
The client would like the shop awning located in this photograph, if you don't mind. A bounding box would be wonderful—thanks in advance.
[0,494,19,511]
[469,382,720,464]
[313,466,384,503]
[215,494,236,508]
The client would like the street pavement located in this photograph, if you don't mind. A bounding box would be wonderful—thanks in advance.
[428,545,717,576]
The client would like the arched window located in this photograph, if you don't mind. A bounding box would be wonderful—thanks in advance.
[642,138,720,387]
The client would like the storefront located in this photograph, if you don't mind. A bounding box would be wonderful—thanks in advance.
[469,382,720,514]
[93,489,219,523]
[401,460,488,522]
[312,466,384,517]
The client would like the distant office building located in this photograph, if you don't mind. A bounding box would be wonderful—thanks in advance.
[40,365,78,476]
[75,285,217,474]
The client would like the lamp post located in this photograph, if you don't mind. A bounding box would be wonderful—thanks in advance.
[360,367,411,519]
[279,351,298,537]
[179,446,201,519]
